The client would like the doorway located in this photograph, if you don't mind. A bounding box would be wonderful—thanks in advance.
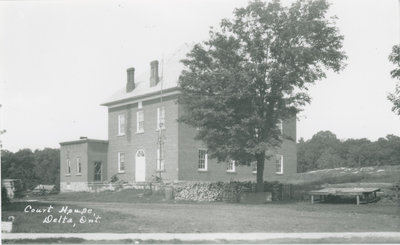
[135,149,146,182]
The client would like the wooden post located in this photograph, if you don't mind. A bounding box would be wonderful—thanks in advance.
[356,195,360,205]
[311,195,314,204]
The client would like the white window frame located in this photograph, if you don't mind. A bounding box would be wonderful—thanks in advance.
[276,154,283,174]
[156,144,165,171]
[138,101,143,109]
[227,160,236,173]
[118,114,125,136]
[118,152,125,173]
[157,106,166,130]
[198,149,208,171]
[277,119,283,135]
[76,157,81,175]
[137,111,144,133]
[66,159,71,175]
[252,162,257,174]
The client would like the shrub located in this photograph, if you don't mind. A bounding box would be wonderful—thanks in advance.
[2,187,10,206]
[110,174,119,183]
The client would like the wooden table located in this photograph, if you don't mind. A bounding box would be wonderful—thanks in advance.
[309,187,380,205]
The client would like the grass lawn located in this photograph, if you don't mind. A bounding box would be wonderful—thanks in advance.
[270,165,400,184]
[2,197,400,233]
[28,189,169,204]
[2,201,137,233]
[3,165,399,236]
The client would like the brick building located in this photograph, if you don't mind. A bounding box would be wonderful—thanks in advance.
[60,44,297,192]
[60,138,108,191]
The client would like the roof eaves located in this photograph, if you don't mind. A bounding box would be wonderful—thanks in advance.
[59,139,109,146]
[101,86,181,107]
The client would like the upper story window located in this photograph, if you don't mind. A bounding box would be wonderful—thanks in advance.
[118,152,125,173]
[118,114,125,136]
[227,160,236,172]
[138,101,143,109]
[156,144,165,171]
[276,154,283,174]
[66,159,71,175]
[198,149,208,171]
[76,157,81,175]
[137,111,144,133]
[157,106,166,130]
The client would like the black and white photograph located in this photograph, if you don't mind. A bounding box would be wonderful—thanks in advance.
[1,0,400,244]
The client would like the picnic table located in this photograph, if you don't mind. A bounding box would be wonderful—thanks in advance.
[309,187,380,205]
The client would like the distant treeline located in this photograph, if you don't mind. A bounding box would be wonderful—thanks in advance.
[297,131,400,172]
[1,148,60,190]
[2,132,400,188]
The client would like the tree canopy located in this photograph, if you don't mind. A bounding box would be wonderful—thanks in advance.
[178,0,346,191]
[297,131,400,172]
[388,44,400,115]
[1,148,60,190]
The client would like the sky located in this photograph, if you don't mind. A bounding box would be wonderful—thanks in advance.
[0,0,399,152]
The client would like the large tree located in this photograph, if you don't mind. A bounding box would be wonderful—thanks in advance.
[1,148,60,190]
[388,44,400,115]
[297,131,344,172]
[178,0,346,191]
[33,148,60,189]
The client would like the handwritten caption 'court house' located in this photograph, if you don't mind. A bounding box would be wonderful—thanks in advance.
[24,205,101,228]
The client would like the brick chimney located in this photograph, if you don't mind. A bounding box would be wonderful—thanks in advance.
[126,67,135,92]
[150,60,159,87]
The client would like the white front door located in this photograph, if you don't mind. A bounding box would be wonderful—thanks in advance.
[135,149,146,182]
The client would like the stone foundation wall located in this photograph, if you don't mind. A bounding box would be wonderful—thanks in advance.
[60,182,89,192]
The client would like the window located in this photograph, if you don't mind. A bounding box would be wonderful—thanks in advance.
[277,119,283,134]
[137,111,144,133]
[156,144,165,171]
[227,160,236,172]
[118,152,125,173]
[276,155,283,174]
[198,149,208,171]
[118,114,125,135]
[76,158,81,175]
[252,162,257,174]
[157,106,166,130]
[138,101,142,109]
[66,159,71,175]
[94,162,102,181]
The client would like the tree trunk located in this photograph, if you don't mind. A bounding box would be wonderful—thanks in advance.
[256,152,265,192]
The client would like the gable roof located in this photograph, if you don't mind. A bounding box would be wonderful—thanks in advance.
[101,43,193,106]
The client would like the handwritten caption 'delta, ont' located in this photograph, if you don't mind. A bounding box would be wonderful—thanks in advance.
[24,205,102,228]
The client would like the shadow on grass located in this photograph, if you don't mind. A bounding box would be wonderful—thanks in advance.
[2,238,85,244]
